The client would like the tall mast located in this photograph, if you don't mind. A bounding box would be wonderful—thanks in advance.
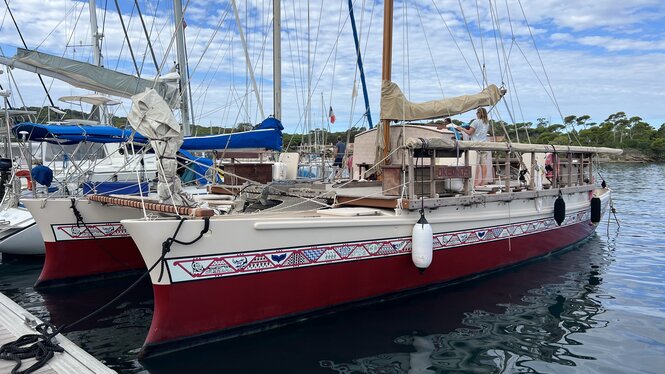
[88,0,103,67]
[173,0,191,136]
[273,0,281,121]
[347,0,373,129]
[89,0,107,125]
[381,0,394,166]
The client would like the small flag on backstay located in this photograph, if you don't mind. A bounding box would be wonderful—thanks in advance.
[329,106,336,124]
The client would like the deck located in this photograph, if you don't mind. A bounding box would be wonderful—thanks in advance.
[0,292,115,373]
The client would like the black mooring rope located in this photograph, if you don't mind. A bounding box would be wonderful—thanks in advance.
[0,216,210,373]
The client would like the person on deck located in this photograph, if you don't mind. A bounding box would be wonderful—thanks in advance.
[455,107,493,187]
[333,136,346,179]
[436,117,452,130]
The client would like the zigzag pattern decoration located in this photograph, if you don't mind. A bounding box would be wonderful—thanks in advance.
[168,210,591,283]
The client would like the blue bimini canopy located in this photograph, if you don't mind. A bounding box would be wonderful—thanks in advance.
[181,117,283,151]
[12,122,148,145]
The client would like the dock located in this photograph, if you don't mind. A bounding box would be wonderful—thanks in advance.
[0,292,115,373]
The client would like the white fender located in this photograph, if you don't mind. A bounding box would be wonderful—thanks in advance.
[272,162,286,181]
[411,215,433,269]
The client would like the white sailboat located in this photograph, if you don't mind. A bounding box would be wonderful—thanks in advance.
[15,0,287,284]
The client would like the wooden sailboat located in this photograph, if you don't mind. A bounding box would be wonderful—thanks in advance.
[111,0,623,358]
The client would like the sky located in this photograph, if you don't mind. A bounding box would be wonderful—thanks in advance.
[1,0,664,136]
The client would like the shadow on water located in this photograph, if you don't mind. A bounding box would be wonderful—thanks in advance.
[142,234,615,374]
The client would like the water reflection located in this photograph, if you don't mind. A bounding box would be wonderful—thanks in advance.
[319,236,613,373]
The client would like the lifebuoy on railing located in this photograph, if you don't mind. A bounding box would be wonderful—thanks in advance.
[15,169,32,190]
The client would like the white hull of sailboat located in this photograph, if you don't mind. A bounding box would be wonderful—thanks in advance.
[121,185,609,357]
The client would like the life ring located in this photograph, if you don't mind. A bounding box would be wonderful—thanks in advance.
[15,169,32,190]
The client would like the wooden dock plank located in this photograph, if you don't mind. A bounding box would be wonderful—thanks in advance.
[0,292,115,374]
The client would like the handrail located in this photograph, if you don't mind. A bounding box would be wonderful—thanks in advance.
[87,194,214,217]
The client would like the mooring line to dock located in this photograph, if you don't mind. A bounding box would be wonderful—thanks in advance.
[0,217,209,373]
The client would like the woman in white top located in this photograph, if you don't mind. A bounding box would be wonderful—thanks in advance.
[455,107,492,187]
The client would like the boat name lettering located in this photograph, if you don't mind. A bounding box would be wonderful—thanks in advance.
[433,166,472,179]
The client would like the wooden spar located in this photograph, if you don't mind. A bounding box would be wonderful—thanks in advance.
[380,0,394,170]
[87,194,214,217]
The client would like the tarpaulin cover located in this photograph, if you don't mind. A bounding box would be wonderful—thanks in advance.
[12,122,148,145]
[181,117,283,151]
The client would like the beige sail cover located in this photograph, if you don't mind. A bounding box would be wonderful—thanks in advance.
[380,81,505,121]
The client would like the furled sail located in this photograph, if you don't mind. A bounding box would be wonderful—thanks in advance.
[127,89,191,205]
[380,81,506,121]
[0,48,179,107]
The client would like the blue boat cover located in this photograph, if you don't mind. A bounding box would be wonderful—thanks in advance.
[82,181,150,195]
[13,117,282,150]
[31,164,53,186]
[181,117,283,151]
[12,122,148,145]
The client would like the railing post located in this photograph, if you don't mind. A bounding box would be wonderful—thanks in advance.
[504,151,510,192]
[429,151,436,197]
[408,148,415,199]
[529,151,536,190]
[464,150,471,195]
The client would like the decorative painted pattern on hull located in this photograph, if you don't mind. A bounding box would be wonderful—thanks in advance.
[52,222,129,241]
[143,215,597,354]
[166,210,589,283]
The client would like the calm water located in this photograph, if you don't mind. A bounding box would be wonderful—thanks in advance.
[1,163,664,373]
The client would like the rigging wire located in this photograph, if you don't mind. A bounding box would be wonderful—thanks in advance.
[430,0,481,88]
[474,0,487,86]
[414,5,445,98]
[3,0,56,106]
[134,0,160,75]
[457,0,484,88]
[113,0,141,76]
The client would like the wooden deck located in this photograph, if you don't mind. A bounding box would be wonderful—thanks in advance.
[0,292,115,374]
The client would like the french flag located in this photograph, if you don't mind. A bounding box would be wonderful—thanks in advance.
[329,106,336,124]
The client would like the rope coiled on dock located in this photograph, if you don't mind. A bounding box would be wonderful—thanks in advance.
[0,217,210,373]
[0,322,64,374]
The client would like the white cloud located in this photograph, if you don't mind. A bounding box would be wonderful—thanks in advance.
[1,0,664,135]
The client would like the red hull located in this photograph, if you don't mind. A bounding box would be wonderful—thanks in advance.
[36,238,145,288]
[142,219,597,355]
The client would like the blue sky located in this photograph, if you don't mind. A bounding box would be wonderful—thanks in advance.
[1,0,664,135]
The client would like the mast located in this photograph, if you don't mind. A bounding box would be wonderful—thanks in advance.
[88,0,107,125]
[88,0,103,67]
[273,0,281,121]
[381,0,394,166]
[347,0,373,129]
[231,0,265,120]
[173,0,191,136]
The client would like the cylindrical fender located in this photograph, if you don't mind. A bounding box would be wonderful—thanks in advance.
[554,194,566,226]
[411,214,433,270]
[590,196,601,224]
